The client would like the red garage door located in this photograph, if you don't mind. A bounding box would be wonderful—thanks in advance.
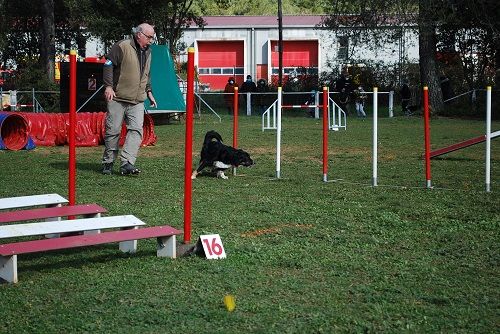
[270,40,319,82]
[197,41,244,90]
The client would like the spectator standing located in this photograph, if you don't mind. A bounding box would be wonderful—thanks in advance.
[304,90,316,117]
[400,79,411,115]
[338,88,350,114]
[255,78,269,114]
[101,23,157,176]
[240,75,257,113]
[354,85,367,118]
[240,75,257,94]
[224,77,238,114]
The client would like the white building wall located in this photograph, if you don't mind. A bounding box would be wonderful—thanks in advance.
[181,27,419,77]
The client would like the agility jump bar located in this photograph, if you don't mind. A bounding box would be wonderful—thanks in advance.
[429,130,500,159]
[281,104,324,108]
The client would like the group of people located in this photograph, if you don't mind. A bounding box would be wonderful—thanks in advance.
[223,75,269,114]
[334,73,414,118]
[333,73,367,118]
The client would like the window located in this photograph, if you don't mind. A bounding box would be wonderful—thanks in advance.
[338,36,349,60]
[307,68,318,75]
[197,67,245,75]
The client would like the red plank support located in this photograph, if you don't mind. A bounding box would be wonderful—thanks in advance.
[428,131,500,159]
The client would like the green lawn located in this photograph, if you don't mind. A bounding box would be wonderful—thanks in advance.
[0,113,498,333]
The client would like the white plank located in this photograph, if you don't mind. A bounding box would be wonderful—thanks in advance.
[0,194,68,210]
[0,215,145,239]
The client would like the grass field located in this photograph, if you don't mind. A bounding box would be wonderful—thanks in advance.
[0,113,499,333]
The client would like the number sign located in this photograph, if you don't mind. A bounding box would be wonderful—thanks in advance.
[88,78,97,91]
[198,234,226,259]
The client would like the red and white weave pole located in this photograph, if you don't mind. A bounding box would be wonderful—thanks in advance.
[276,87,282,179]
[372,87,378,187]
[68,50,77,206]
[322,86,328,182]
[233,87,239,176]
[485,86,491,192]
[183,47,195,244]
[423,86,432,189]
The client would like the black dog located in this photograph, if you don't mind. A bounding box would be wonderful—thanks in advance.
[191,130,254,179]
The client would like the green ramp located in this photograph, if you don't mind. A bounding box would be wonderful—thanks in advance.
[145,45,186,114]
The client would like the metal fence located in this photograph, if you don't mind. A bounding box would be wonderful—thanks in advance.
[1,89,59,113]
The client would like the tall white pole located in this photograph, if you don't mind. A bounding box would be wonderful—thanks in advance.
[372,87,378,186]
[388,90,394,117]
[276,86,282,179]
[485,86,491,192]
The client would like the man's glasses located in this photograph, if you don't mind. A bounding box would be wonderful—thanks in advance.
[140,31,155,40]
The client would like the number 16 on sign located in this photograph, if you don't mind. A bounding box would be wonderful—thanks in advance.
[199,234,226,259]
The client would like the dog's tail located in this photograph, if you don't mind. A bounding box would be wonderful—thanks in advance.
[204,130,223,146]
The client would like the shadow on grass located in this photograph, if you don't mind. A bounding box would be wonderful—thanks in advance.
[13,245,156,275]
[50,161,104,174]
[433,156,477,162]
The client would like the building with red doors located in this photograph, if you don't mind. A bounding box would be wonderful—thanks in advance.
[179,15,418,90]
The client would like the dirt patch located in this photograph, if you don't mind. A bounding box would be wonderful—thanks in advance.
[241,223,313,238]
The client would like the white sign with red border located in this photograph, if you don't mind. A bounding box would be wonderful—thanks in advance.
[199,234,226,259]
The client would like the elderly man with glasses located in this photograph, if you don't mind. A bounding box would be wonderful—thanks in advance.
[101,23,157,176]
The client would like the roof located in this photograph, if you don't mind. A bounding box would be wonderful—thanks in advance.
[191,15,325,28]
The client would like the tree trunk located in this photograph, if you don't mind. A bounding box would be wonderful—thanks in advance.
[39,0,55,83]
[418,1,443,114]
[77,33,87,58]
[495,47,500,87]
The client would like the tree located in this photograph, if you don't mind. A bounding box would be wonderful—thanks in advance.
[40,0,56,83]
[0,0,79,82]
[321,0,448,113]
[418,0,443,112]
[66,0,204,55]
[150,0,205,56]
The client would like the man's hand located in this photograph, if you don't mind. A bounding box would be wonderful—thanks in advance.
[104,86,115,102]
[148,92,157,108]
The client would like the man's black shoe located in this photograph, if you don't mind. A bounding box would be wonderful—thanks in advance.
[102,162,113,175]
[120,162,141,175]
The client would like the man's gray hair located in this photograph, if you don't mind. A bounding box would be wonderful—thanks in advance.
[131,26,141,34]
[132,23,153,34]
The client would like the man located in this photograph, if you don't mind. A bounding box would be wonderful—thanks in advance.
[239,75,257,113]
[240,75,257,94]
[101,23,157,175]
